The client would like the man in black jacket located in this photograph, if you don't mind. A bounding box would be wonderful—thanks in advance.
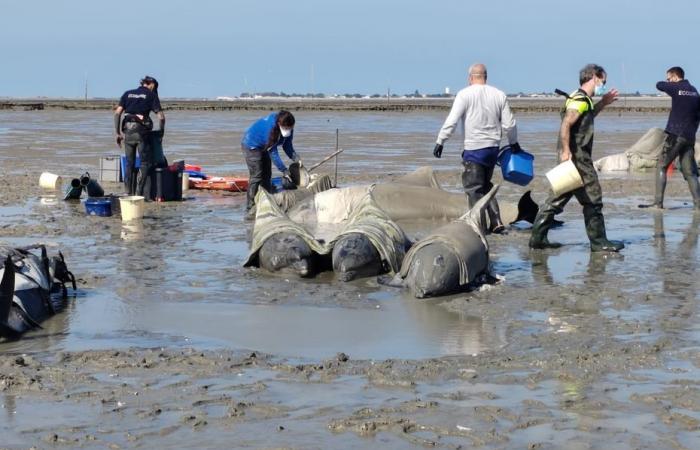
[640,67,700,209]
[114,76,166,196]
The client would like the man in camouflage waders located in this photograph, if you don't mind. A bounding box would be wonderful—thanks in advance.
[529,64,624,252]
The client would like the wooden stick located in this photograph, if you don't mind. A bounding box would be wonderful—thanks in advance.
[307,148,344,173]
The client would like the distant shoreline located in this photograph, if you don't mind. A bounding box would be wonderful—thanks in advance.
[0,97,671,113]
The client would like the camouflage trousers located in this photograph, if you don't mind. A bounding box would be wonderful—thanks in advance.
[538,149,604,234]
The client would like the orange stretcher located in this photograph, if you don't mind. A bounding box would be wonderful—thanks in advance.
[190,177,249,192]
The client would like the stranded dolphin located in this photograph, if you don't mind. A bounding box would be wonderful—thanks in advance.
[245,189,408,281]
[332,233,383,282]
[382,185,498,298]
[257,233,327,278]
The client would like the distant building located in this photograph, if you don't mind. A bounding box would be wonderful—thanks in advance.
[445,87,450,95]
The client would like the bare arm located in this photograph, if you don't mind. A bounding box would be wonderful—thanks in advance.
[559,109,580,161]
[156,111,166,133]
[114,106,124,147]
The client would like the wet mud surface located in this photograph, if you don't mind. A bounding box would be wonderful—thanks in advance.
[1,110,699,448]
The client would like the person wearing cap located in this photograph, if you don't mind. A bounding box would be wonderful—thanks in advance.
[240,110,301,218]
[114,76,165,196]
[529,64,624,252]
[639,66,700,209]
[432,63,521,233]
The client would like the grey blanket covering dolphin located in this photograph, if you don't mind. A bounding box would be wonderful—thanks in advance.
[383,185,499,298]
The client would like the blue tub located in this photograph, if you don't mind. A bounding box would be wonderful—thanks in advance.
[85,197,113,217]
[497,147,534,186]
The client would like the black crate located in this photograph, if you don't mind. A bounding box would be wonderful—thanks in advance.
[151,167,183,202]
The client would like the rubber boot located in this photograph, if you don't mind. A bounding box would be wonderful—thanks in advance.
[487,199,506,234]
[685,173,700,210]
[529,213,562,249]
[63,178,83,200]
[639,167,666,209]
[585,211,624,252]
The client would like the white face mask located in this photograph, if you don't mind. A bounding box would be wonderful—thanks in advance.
[280,127,292,138]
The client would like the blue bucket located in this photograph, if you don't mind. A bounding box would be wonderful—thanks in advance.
[497,147,534,186]
[85,197,113,217]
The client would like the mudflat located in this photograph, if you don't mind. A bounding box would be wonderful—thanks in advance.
[1,110,698,449]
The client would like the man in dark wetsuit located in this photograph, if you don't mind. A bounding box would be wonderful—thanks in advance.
[529,64,624,252]
[114,76,166,196]
[639,67,700,209]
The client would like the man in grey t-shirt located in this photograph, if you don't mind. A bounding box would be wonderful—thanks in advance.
[432,63,521,233]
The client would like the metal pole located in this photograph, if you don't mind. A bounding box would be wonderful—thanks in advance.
[334,128,339,187]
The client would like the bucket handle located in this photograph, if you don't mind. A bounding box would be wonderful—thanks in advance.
[496,145,512,167]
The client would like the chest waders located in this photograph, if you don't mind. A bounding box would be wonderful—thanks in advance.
[639,132,700,209]
[529,90,624,252]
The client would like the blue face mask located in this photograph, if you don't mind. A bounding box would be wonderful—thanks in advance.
[594,82,607,97]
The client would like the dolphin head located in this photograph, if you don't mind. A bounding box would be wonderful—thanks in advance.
[406,243,461,298]
[332,233,383,282]
[259,233,316,278]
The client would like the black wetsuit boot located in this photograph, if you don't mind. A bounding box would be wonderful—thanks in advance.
[683,160,700,210]
[639,167,667,209]
[486,199,506,234]
[529,212,562,249]
[585,209,624,252]
[688,176,700,209]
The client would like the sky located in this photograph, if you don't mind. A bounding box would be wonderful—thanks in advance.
[1,0,699,98]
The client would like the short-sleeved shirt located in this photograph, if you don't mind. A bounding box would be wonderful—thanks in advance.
[656,80,700,141]
[558,89,595,155]
[118,86,162,116]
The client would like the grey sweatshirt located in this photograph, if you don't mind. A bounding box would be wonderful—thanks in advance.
[436,84,517,150]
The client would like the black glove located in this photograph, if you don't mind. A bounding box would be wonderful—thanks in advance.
[283,169,293,182]
[433,144,443,158]
[510,142,522,153]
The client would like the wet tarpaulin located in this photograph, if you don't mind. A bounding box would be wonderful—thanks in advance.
[398,211,489,286]
[271,174,334,212]
[595,128,700,172]
[244,189,408,274]
[285,167,529,225]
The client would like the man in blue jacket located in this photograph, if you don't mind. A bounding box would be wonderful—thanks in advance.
[640,67,700,209]
[241,110,300,217]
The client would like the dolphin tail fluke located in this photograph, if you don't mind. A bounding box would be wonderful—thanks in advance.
[515,191,539,224]
[465,184,500,231]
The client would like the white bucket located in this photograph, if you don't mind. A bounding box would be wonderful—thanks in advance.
[39,172,62,190]
[546,160,584,196]
[182,172,189,192]
[119,195,145,222]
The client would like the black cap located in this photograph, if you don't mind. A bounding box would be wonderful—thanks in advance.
[141,76,159,90]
